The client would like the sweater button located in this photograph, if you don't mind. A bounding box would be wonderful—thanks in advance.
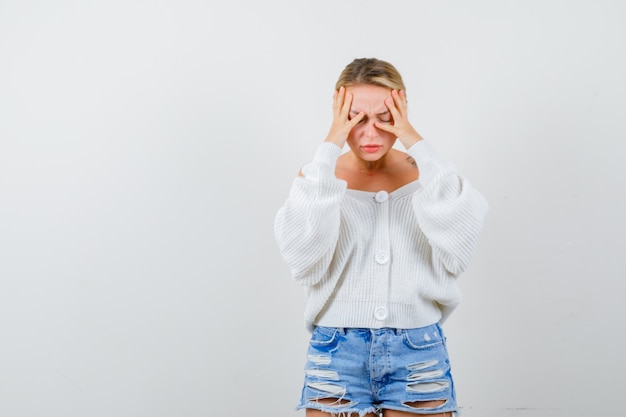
[374,307,388,320]
[375,251,389,264]
[375,191,388,202]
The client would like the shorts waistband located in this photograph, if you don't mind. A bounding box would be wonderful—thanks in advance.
[317,323,442,337]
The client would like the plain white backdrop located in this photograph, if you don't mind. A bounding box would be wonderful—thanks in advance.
[1,1,625,416]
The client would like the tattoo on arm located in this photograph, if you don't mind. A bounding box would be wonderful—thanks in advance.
[406,156,417,168]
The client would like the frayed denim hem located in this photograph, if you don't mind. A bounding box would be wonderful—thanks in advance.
[296,403,380,417]
[379,401,457,416]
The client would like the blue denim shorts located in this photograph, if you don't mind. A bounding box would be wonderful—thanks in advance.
[297,323,457,416]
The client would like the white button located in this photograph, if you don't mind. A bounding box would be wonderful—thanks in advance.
[374,307,388,320]
[375,251,389,264]
[375,191,388,202]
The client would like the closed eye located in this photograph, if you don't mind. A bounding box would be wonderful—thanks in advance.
[377,111,391,123]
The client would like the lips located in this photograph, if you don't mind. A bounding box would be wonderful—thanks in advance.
[362,145,381,153]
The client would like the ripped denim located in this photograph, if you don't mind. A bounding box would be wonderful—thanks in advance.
[296,324,457,416]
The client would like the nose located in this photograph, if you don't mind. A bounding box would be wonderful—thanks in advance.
[364,119,378,138]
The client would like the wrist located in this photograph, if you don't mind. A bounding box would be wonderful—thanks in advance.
[398,133,423,149]
[324,135,346,148]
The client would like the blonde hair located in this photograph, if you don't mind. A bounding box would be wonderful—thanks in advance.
[335,58,406,92]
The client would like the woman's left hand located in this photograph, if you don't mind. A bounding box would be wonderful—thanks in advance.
[375,90,423,149]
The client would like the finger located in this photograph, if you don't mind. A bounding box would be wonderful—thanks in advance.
[375,121,397,135]
[348,111,365,128]
[333,87,345,114]
[391,90,407,114]
[385,96,401,121]
[341,92,353,117]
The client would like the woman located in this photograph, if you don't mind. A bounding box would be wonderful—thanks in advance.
[274,58,489,417]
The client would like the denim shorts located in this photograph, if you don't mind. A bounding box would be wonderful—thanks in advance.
[297,323,457,416]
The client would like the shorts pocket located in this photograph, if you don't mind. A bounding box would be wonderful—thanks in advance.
[402,326,445,350]
[310,326,341,350]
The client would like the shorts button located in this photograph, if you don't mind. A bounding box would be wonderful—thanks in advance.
[374,307,388,320]
[375,191,388,202]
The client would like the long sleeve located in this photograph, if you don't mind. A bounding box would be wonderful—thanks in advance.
[408,140,489,277]
[274,143,347,286]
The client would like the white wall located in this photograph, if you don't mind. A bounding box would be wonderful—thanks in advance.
[1,1,624,416]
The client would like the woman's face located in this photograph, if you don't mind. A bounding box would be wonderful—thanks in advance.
[346,84,396,161]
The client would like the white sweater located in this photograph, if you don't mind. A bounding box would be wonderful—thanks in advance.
[274,140,489,331]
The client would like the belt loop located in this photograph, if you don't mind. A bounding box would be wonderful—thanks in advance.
[338,327,346,335]
[395,328,403,336]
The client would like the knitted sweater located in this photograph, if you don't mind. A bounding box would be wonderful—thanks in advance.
[274,140,489,331]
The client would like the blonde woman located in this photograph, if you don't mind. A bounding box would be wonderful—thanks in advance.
[274,58,489,417]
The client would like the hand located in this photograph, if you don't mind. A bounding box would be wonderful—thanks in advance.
[324,86,364,148]
[375,89,423,149]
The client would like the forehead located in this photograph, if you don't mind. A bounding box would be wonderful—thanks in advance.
[346,84,391,112]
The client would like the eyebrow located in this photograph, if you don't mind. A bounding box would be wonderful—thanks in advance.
[349,110,390,116]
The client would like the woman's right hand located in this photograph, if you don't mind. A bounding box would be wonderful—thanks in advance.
[324,86,364,148]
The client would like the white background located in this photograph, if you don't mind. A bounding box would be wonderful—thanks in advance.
[1,1,625,416]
